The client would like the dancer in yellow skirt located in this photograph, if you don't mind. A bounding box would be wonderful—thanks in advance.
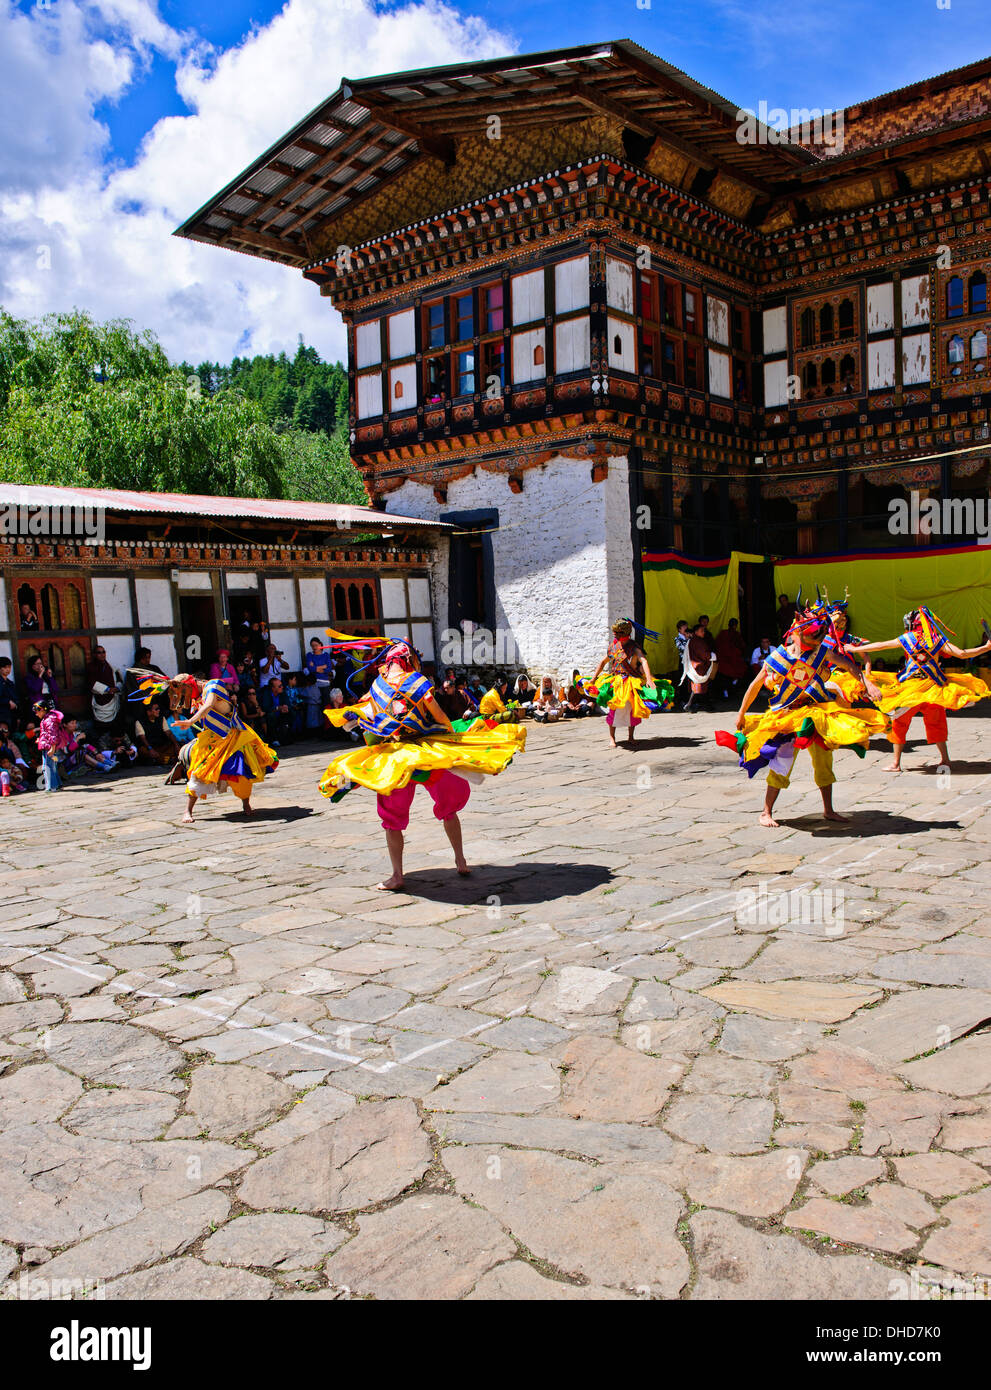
[139,674,278,824]
[853,608,991,772]
[716,601,888,827]
[588,618,673,748]
[318,635,524,890]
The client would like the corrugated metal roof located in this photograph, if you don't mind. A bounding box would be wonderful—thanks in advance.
[0,483,448,529]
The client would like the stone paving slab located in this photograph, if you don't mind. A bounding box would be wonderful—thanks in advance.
[2,715,991,1300]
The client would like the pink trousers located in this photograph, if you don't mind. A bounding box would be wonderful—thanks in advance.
[376,770,471,831]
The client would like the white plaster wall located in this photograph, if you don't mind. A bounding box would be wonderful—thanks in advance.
[91,576,132,628]
[298,577,329,622]
[99,634,136,681]
[144,632,179,674]
[384,454,633,679]
[136,578,174,628]
[0,576,7,633]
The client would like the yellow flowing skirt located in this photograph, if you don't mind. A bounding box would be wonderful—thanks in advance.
[599,674,651,721]
[738,701,890,764]
[186,726,279,801]
[319,717,526,798]
[871,670,991,715]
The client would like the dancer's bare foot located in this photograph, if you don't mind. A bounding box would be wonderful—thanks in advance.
[181,811,194,825]
[882,762,902,772]
[376,874,405,891]
[759,810,780,828]
[240,801,253,817]
[931,762,951,773]
[823,810,850,822]
[455,858,471,877]
[607,736,617,748]
[626,736,635,747]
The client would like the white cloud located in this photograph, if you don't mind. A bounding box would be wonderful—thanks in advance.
[0,0,514,364]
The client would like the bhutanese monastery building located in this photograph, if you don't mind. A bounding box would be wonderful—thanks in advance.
[177,40,991,674]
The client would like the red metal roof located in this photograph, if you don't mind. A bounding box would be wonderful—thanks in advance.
[0,483,446,529]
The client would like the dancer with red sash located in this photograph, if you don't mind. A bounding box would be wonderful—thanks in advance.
[854,608,991,772]
[716,600,887,827]
[318,633,525,890]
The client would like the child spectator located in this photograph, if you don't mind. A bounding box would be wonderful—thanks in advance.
[283,672,305,738]
[675,620,691,663]
[59,718,116,776]
[35,700,67,790]
[563,671,596,717]
[0,750,26,795]
[532,675,564,723]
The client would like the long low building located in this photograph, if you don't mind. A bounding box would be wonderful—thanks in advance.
[0,483,447,714]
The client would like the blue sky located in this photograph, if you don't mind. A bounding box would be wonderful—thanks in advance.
[91,0,991,165]
[2,0,989,364]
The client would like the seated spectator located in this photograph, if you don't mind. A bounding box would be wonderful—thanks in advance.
[12,719,41,774]
[0,723,31,784]
[750,636,773,675]
[0,657,19,731]
[164,710,195,746]
[283,672,306,737]
[208,648,239,690]
[298,673,323,733]
[260,677,292,746]
[20,602,39,630]
[59,718,116,777]
[123,649,166,725]
[532,675,564,723]
[467,674,486,707]
[133,700,180,767]
[478,678,515,722]
[239,685,268,738]
[563,670,596,717]
[325,686,361,740]
[25,655,60,710]
[96,729,139,765]
[235,655,257,690]
[0,749,26,795]
[715,619,748,699]
[436,675,471,722]
[512,674,536,717]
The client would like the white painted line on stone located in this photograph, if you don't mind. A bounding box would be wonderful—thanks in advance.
[381,1005,528,1071]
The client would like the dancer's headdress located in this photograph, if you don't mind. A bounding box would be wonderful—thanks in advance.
[612,617,659,640]
[322,629,422,695]
[127,671,199,712]
[905,607,954,645]
[785,587,835,647]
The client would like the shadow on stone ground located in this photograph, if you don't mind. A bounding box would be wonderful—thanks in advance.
[390,861,613,903]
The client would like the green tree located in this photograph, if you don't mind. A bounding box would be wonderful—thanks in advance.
[0,308,364,504]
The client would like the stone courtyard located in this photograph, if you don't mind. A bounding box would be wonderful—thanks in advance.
[2,713,990,1301]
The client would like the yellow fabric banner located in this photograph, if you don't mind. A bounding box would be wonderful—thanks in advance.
[643,552,764,672]
[773,547,991,648]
